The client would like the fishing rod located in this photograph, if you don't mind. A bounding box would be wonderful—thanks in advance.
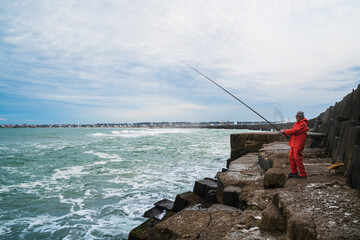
[181,61,281,132]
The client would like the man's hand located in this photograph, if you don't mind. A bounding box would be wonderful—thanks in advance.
[280,130,285,135]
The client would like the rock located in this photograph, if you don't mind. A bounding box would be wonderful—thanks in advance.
[230,147,247,163]
[239,184,275,211]
[350,145,360,190]
[342,84,360,121]
[217,171,260,204]
[154,199,174,211]
[276,183,360,240]
[236,209,263,229]
[223,225,286,240]
[205,189,217,203]
[193,178,218,199]
[223,186,242,207]
[335,120,359,163]
[143,206,164,219]
[172,191,210,212]
[307,132,327,148]
[230,133,286,161]
[154,204,241,240]
[245,142,265,152]
[286,213,317,240]
[264,168,288,189]
[260,202,286,232]
[344,126,360,170]
[129,217,160,240]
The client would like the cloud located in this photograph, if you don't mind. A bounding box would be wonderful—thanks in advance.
[0,0,360,123]
[0,118,7,121]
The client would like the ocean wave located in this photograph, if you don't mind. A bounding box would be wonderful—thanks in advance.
[87,128,195,139]
[51,166,87,180]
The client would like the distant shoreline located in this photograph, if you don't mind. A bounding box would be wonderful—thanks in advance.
[0,121,297,131]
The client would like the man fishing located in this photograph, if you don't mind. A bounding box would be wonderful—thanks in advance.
[182,63,308,179]
[280,111,308,179]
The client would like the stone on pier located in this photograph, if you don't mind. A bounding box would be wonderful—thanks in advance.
[172,191,210,213]
[263,168,288,189]
[193,178,218,199]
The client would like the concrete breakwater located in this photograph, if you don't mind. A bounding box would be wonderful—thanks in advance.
[129,85,360,240]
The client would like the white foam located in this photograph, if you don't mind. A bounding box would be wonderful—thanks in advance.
[85,151,122,160]
[122,206,135,218]
[51,166,86,180]
[0,185,10,193]
[0,225,10,235]
[88,132,109,137]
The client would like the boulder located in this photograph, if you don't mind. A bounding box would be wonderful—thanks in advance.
[143,206,164,219]
[335,120,359,163]
[154,204,241,240]
[223,186,242,207]
[260,202,286,232]
[154,199,174,211]
[245,142,265,152]
[264,168,288,189]
[342,85,360,121]
[350,145,360,190]
[129,217,160,240]
[205,189,217,203]
[172,191,210,212]
[193,178,218,199]
[286,213,317,240]
[344,126,360,171]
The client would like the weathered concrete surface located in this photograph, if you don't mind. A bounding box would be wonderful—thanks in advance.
[259,141,360,239]
[276,181,360,240]
[217,153,263,207]
[154,204,241,240]
[258,142,330,172]
[224,140,360,239]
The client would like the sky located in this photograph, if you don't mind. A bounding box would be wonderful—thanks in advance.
[0,0,360,124]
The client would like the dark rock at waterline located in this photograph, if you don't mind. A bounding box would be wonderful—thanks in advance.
[143,206,164,219]
[154,199,174,211]
[172,191,210,213]
[128,217,160,240]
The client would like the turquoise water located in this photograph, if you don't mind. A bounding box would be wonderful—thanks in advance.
[0,128,248,239]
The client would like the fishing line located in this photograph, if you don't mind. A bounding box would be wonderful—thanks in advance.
[181,61,281,132]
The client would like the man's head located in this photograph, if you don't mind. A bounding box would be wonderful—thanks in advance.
[296,111,304,122]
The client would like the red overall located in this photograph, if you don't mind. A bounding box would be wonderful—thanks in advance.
[284,118,308,177]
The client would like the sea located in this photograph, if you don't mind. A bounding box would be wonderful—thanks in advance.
[0,127,250,240]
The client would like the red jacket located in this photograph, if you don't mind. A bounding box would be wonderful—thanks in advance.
[284,118,308,150]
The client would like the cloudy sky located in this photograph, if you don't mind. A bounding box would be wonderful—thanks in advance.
[1,0,359,124]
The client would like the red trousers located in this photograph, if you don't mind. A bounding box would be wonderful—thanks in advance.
[289,147,307,177]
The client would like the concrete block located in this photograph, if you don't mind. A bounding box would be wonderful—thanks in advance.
[264,168,288,189]
[193,178,218,199]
